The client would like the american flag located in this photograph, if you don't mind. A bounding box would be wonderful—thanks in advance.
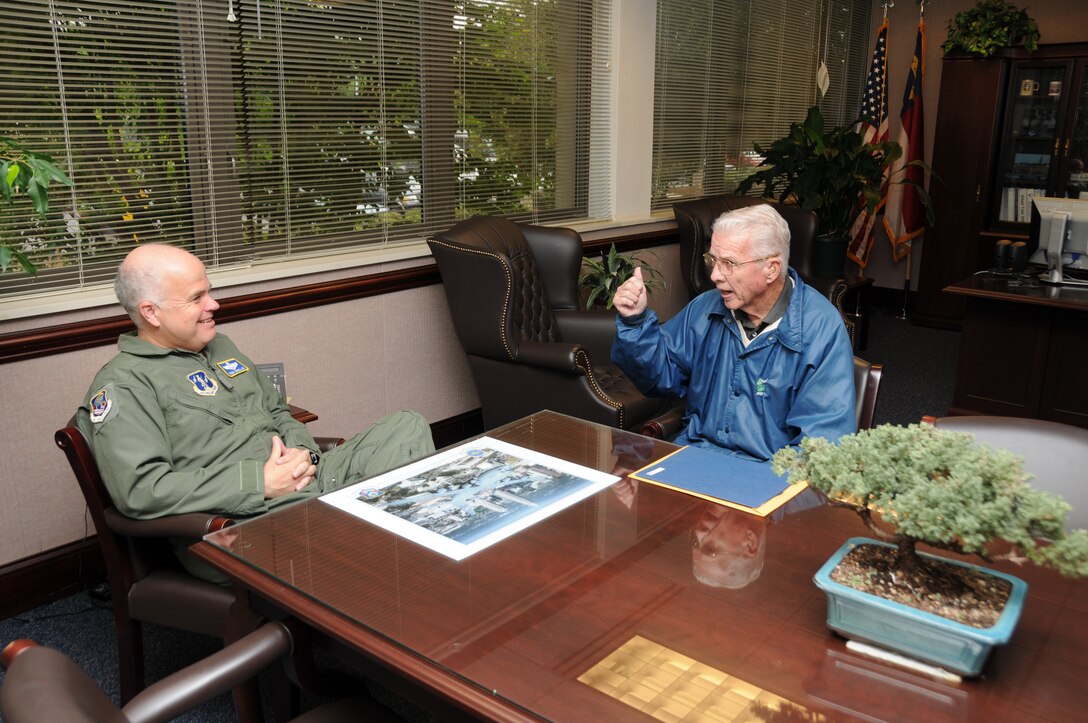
[884,16,927,261]
[846,18,890,268]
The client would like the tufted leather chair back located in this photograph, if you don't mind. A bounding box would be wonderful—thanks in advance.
[429,216,583,362]
[672,195,819,299]
[429,217,679,431]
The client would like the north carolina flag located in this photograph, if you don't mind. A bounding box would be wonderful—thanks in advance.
[884,16,927,262]
[846,18,890,269]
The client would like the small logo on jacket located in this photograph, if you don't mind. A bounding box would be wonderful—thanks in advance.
[188,370,219,396]
[217,358,249,377]
[89,388,112,423]
[755,378,770,397]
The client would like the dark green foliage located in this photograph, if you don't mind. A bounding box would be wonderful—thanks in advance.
[0,137,74,275]
[735,106,934,239]
[578,243,664,310]
[943,0,1040,58]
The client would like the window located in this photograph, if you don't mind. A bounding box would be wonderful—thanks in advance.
[651,0,871,210]
[0,0,612,297]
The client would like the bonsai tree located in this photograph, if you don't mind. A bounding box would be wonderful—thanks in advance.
[0,136,74,275]
[943,0,1040,58]
[771,423,1088,578]
[579,243,664,310]
[735,106,933,240]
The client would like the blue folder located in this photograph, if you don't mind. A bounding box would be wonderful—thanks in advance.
[631,445,806,516]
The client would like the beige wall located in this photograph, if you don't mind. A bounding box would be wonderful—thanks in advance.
[863,0,1088,290]
[0,244,684,568]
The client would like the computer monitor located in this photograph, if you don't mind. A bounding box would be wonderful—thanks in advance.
[1029,196,1088,286]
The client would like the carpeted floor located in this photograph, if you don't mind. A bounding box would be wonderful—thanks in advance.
[0,306,961,722]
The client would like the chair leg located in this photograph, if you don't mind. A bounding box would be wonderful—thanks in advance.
[114,615,144,704]
[227,595,266,723]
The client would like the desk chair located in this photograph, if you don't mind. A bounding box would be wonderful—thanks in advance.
[672,194,874,350]
[0,621,381,723]
[854,356,883,431]
[922,415,1088,531]
[641,356,882,439]
[429,216,678,431]
[56,420,344,705]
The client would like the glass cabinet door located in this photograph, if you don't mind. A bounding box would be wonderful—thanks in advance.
[1062,59,1088,200]
[992,61,1072,226]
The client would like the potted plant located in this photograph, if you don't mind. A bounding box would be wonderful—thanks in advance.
[943,0,1040,58]
[771,423,1088,676]
[579,242,665,310]
[1,136,74,275]
[735,106,933,276]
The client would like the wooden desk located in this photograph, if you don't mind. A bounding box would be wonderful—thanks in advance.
[193,411,1088,721]
[944,274,1088,428]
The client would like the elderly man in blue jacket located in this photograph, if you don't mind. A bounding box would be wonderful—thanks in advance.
[611,204,855,461]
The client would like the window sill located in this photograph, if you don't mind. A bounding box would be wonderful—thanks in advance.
[0,217,680,363]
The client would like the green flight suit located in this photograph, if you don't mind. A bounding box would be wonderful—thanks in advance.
[77,332,434,581]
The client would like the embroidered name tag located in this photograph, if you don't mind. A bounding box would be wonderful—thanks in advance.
[217,358,249,377]
[188,370,219,396]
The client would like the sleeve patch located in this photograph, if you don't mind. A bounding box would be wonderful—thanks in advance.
[89,385,117,424]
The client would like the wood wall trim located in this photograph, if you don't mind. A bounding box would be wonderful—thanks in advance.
[0,225,677,365]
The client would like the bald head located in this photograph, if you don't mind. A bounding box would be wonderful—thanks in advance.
[116,244,201,326]
[115,244,220,351]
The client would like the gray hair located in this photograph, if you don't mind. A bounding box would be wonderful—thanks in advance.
[711,203,791,267]
[115,248,165,326]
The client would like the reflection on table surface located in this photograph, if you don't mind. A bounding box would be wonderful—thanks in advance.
[201,411,1088,722]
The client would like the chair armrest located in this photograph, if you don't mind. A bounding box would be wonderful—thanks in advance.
[122,622,292,723]
[553,308,618,362]
[640,405,686,440]
[103,509,233,539]
[514,340,587,373]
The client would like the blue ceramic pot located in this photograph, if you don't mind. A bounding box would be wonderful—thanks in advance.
[814,537,1028,676]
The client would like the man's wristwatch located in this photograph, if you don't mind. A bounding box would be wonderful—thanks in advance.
[308,450,320,466]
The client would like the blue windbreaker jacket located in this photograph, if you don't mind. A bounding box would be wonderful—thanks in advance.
[612,268,856,461]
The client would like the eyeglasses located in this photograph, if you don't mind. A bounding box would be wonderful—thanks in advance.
[702,252,777,276]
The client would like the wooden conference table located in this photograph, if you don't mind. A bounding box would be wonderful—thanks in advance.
[193,411,1088,722]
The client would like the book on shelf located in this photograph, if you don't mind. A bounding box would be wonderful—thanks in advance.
[630,445,807,516]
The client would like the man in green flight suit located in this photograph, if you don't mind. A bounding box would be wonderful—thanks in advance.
[77,243,435,582]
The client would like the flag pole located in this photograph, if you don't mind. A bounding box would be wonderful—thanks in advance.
[898,247,911,320]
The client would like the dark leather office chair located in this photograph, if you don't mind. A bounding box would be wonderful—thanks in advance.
[56,422,236,705]
[853,356,883,431]
[641,356,882,439]
[672,194,872,349]
[428,216,676,431]
[55,420,343,705]
[922,415,1088,531]
[0,621,382,723]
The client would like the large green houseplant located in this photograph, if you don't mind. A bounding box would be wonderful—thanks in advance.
[772,423,1088,674]
[943,0,1040,58]
[0,136,74,275]
[736,106,933,273]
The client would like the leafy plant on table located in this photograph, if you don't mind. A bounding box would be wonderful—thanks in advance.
[771,423,1088,579]
[579,243,665,310]
[1,136,75,275]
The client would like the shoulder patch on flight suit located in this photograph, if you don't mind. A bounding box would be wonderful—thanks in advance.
[216,358,249,377]
[187,370,219,396]
[89,385,116,424]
